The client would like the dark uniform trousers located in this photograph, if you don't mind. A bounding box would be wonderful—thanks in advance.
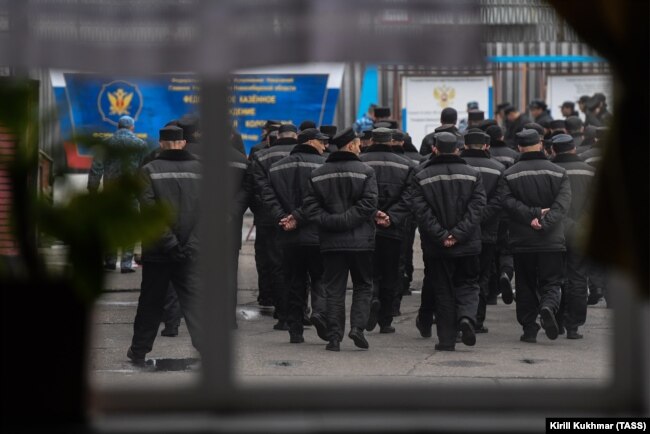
[490,220,514,298]
[322,251,373,342]
[417,243,436,328]
[513,252,563,333]
[372,236,402,327]
[558,241,588,330]
[162,284,182,329]
[255,225,286,316]
[131,260,203,356]
[284,245,326,335]
[399,219,417,291]
[476,243,497,327]
[428,255,480,347]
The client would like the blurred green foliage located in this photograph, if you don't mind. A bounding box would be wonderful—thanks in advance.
[0,78,171,303]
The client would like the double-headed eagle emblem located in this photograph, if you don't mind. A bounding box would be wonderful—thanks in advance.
[433,85,456,108]
[107,88,134,116]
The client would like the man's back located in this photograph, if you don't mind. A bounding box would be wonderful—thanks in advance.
[501,151,571,253]
[88,128,147,191]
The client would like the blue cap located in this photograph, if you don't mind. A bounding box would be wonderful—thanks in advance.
[118,116,135,128]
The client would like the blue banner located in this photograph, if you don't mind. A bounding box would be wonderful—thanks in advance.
[230,74,338,152]
[53,71,339,170]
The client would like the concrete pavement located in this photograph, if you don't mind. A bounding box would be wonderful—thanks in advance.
[89,215,613,390]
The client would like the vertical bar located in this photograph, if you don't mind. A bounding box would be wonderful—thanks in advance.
[199,77,234,399]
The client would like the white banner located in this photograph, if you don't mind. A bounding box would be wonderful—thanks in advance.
[546,74,613,121]
[401,76,492,150]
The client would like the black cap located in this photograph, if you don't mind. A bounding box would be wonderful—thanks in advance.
[550,119,566,130]
[560,101,575,109]
[264,120,281,129]
[468,111,485,122]
[467,101,479,110]
[164,119,179,127]
[516,129,541,147]
[332,127,358,148]
[374,107,391,118]
[496,102,511,112]
[578,95,590,104]
[503,105,517,115]
[586,97,601,110]
[279,124,298,134]
[320,125,338,138]
[434,132,458,153]
[178,115,199,141]
[478,119,497,131]
[298,128,329,144]
[268,124,281,133]
[565,116,583,132]
[299,120,316,131]
[371,127,393,143]
[440,107,458,125]
[595,127,609,140]
[464,131,490,146]
[523,122,545,136]
[159,125,183,141]
[529,99,547,110]
[485,125,503,143]
[391,129,405,141]
[360,130,373,140]
[551,134,575,153]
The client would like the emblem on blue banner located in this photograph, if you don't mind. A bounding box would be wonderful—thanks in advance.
[97,80,143,126]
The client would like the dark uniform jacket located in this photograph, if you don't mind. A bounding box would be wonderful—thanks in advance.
[534,111,553,127]
[579,146,602,168]
[251,137,298,226]
[139,149,201,262]
[498,151,571,253]
[504,114,531,149]
[228,147,253,250]
[551,153,596,237]
[360,144,414,240]
[488,139,519,168]
[265,144,326,246]
[303,151,378,252]
[248,141,268,161]
[460,149,505,244]
[410,154,487,258]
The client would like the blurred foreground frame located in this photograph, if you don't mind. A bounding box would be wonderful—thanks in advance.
[0,0,648,432]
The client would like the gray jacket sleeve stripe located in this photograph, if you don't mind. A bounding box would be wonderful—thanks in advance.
[364,160,410,170]
[228,162,248,170]
[150,172,202,180]
[257,151,291,162]
[493,156,515,163]
[419,174,477,185]
[270,162,322,172]
[506,169,564,181]
[584,157,602,164]
[566,169,595,176]
[312,172,368,182]
[476,166,502,176]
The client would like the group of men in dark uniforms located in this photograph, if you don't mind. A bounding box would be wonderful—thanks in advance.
[92,92,609,362]
[242,95,608,352]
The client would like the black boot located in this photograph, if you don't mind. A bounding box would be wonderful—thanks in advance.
[416,316,432,338]
[348,327,369,349]
[500,272,513,305]
[325,340,340,352]
[540,307,559,340]
[566,328,583,340]
[459,318,476,346]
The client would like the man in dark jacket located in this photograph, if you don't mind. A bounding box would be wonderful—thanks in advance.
[248,120,281,160]
[420,107,461,156]
[580,127,607,168]
[411,132,487,351]
[360,128,413,333]
[460,131,505,333]
[551,135,596,339]
[485,125,517,304]
[265,128,328,343]
[529,99,553,129]
[566,116,585,149]
[127,126,203,365]
[498,129,571,343]
[251,123,299,329]
[302,127,378,352]
[503,106,531,149]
